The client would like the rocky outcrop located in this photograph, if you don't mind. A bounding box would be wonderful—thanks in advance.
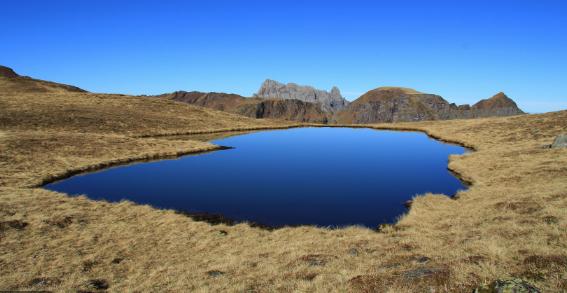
[255,79,349,113]
[163,91,328,123]
[551,134,567,148]
[335,87,524,124]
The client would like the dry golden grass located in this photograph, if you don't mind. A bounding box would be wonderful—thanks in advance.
[0,91,294,136]
[1,76,567,292]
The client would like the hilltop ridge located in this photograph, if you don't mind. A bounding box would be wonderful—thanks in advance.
[0,65,19,78]
[0,65,86,93]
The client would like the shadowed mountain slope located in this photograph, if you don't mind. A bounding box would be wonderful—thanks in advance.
[160,91,329,123]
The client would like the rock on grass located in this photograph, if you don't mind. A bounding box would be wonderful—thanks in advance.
[551,134,567,148]
[473,278,540,293]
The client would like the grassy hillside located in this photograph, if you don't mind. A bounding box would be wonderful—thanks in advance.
[0,74,297,188]
[1,71,566,292]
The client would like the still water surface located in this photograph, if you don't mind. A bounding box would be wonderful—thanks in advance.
[45,128,466,228]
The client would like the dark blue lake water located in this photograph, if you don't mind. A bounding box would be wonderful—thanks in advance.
[45,128,466,228]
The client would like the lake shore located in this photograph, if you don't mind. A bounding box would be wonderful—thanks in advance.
[44,127,466,228]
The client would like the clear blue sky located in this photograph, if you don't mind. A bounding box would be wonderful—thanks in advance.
[1,0,566,113]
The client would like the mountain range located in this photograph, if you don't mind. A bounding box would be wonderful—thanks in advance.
[0,65,524,124]
[161,79,524,123]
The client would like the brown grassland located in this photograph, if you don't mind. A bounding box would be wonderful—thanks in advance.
[1,75,566,292]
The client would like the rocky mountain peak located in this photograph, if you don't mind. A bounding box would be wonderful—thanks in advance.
[473,92,522,111]
[493,92,507,98]
[330,86,341,97]
[255,79,349,113]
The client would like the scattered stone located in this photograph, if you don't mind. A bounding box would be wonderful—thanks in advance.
[0,220,28,231]
[542,215,559,224]
[45,216,73,228]
[415,256,431,264]
[494,201,542,214]
[218,230,228,236]
[86,279,109,290]
[551,134,567,148]
[348,248,359,257]
[29,277,61,287]
[403,267,439,280]
[300,254,329,266]
[207,270,225,277]
[402,266,451,285]
[473,278,540,293]
[382,262,402,269]
[111,257,123,264]
[404,200,413,208]
[466,255,486,265]
[82,260,96,272]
